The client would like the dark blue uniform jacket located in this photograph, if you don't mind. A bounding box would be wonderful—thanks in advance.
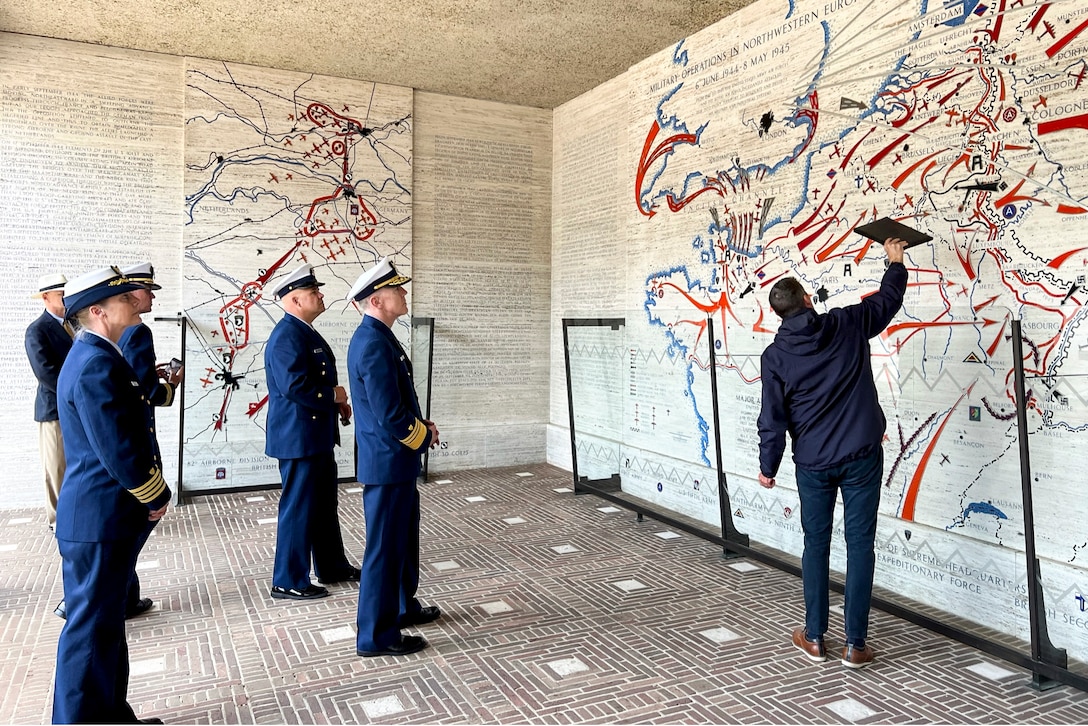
[25,311,73,422]
[264,313,341,459]
[56,333,171,542]
[348,315,431,485]
[119,323,175,408]
[758,262,907,477]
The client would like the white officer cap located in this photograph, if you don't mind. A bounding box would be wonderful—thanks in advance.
[32,273,68,299]
[120,261,162,290]
[347,257,411,302]
[273,264,325,299]
[63,266,144,317]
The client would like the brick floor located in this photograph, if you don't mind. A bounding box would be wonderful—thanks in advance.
[2,464,1087,723]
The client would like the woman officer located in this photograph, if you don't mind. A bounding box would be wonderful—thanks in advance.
[52,266,171,725]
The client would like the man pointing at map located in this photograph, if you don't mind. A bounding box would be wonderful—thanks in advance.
[756,237,907,670]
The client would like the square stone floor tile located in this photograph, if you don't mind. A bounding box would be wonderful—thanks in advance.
[967,661,1020,681]
[546,657,589,676]
[432,560,461,571]
[480,600,514,615]
[826,697,878,722]
[319,625,356,645]
[700,626,742,643]
[130,656,166,677]
[728,561,762,573]
[362,695,406,718]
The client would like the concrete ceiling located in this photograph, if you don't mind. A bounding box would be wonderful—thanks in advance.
[0,0,752,109]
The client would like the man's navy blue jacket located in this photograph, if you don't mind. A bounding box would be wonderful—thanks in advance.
[119,323,176,409]
[264,312,341,460]
[25,311,73,422]
[758,262,907,477]
[348,314,431,485]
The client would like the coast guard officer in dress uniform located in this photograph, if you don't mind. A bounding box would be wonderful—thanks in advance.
[117,262,182,616]
[347,257,441,657]
[24,273,73,531]
[52,266,170,725]
[264,264,358,601]
[52,263,181,621]
[119,262,183,413]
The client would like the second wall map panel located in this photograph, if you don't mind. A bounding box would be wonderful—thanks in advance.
[183,59,413,491]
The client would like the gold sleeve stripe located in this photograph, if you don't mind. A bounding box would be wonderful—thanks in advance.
[130,470,167,503]
[399,419,427,450]
[161,383,175,407]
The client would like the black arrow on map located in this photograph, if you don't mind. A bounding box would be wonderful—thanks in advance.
[957,180,1003,206]
[957,181,1002,192]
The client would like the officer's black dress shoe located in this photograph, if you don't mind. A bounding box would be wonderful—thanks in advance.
[319,566,361,584]
[138,718,164,724]
[127,598,154,619]
[270,584,329,600]
[356,635,428,657]
[54,598,155,620]
[400,605,441,627]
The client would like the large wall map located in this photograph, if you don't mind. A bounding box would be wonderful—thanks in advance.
[183,60,412,491]
[556,0,1088,658]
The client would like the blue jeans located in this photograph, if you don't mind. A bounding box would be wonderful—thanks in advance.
[795,447,882,645]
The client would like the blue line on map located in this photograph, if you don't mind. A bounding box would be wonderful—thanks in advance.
[655,83,693,135]
[644,265,712,466]
[637,84,695,212]
[673,40,689,67]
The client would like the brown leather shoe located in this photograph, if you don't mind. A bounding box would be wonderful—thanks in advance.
[792,627,826,662]
[842,643,875,669]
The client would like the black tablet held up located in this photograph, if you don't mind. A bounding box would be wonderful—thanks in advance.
[855,217,932,248]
